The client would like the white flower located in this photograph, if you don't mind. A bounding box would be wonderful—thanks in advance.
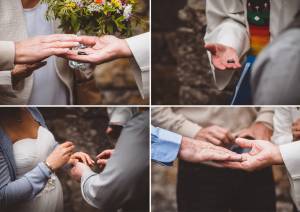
[123,4,132,19]
[87,2,102,12]
[70,0,83,7]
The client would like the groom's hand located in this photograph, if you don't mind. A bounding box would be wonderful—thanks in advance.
[216,138,283,172]
[96,149,114,171]
[15,34,81,64]
[69,152,95,167]
[64,35,132,64]
[205,43,241,70]
[70,162,90,182]
[179,136,244,163]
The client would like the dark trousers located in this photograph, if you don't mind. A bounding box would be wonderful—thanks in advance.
[177,161,276,212]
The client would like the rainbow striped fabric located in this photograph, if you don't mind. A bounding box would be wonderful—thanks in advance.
[247,0,270,56]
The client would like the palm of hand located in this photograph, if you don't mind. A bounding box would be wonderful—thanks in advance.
[237,140,277,171]
[206,43,241,70]
[82,37,115,63]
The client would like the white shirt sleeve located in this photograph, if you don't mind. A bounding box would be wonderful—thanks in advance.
[272,107,294,145]
[279,142,300,209]
[126,32,150,99]
[204,0,249,90]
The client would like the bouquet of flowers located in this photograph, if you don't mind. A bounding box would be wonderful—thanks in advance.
[41,0,142,36]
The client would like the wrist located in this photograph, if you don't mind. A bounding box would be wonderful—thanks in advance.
[119,39,132,58]
[44,160,55,173]
[179,137,193,160]
[272,146,283,165]
[14,42,22,64]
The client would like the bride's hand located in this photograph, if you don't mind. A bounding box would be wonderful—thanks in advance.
[96,149,114,171]
[69,152,95,167]
[46,141,75,171]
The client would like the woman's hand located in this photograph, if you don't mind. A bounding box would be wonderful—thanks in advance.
[69,152,95,167]
[205,43,241,70]
[15,34,81,64]
[96,149,114,171]
[11,61,47,84]
[46,141,75,171]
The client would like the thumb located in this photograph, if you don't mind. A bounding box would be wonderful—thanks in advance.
[204,43,217,55]
[27,61,47,71]
[235,138,254,149]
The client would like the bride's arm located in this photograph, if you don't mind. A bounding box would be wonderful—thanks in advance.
[0,154,52,208]
[0,141,74,208]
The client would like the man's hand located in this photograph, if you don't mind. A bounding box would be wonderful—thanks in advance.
[69,152,95,167]
[195,125,234,146]
[64,35,132,64]
[217,138,283,172]
[237,122,273,140]
[96,149,114,171]
[15,34,80,64]
[69,162,90,182]
[292,119,300,141]
[179,136,243,163]
[11,61,47,84]
[205,43,241,70]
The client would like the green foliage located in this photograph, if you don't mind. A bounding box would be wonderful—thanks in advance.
[41,0,142,36]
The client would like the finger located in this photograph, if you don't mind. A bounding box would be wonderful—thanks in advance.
[233,54,242,68]
[83,153,95,165]
[206,135,222,146]
[209,151,236,161]
[235,138,254,148]
[96,150,113,159]
[97,159,107,166]
[212,130,231,144]
[79,36,97,46]
[106,127,113,134]
[63,145,75,155]
[47,48,72,56]
[61,141,74,147]
[47,41,80,49]
[212,58,226,70]
[78,154,88,165]
[215,161,244,170]
[69,158,79,165]
[42,34,81,43]
[27,61,47,71]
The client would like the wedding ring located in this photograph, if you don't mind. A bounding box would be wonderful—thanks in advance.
[227,59,235,63]
[78,51,88,55]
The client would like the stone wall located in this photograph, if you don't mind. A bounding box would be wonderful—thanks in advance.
[152,0,239,104]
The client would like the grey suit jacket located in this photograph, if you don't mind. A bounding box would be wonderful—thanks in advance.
[80,111,149,211]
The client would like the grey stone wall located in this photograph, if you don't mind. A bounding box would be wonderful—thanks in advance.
[152,0,239,104]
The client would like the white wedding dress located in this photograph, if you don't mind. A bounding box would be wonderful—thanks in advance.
[12,126,64,212]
